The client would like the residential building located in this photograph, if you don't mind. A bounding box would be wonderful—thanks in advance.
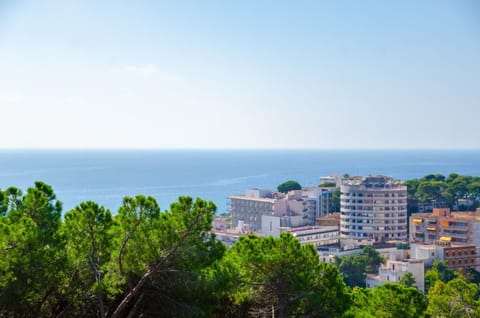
[410,208,480,246]
[287,226,339,247]
[340,176,408,242]
[366,247,425,292]
[410,208,480,269]
[260,222,339,247]
[410,243,477,270]
[230,189,276,232]
[317,213,340,226]
[317,188,337,216]
[319,173,342,187]
[230,186,333,232]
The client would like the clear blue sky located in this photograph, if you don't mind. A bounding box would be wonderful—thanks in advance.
[0,0,479,149]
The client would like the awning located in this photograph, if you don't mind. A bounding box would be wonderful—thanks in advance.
[440,236,452,242]
[413,218,423,223]
[427,226,437,231]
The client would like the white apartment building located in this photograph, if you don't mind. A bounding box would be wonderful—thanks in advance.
[340,176,408,242]
[287,226,339,247]
[260,220,339,247]
[366,248,425,293]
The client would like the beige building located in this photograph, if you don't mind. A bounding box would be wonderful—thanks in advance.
[410,208,480,246]
[230,187,333,233]
[230,189,276,232]
[411,242,477,270]
[410,208,480,269]
[340,176,408,242]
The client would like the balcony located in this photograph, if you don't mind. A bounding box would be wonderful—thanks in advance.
[442,232,468,239]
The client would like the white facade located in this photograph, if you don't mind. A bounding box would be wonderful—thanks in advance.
[286,226,339,247]
[319,173,342,187]
[366,248,425,293]
[340,176,408,242]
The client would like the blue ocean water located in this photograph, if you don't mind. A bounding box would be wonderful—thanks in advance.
[0,150,479,214]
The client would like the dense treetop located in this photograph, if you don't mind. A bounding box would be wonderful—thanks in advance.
[277,180,302,193]
[405,173,480,213]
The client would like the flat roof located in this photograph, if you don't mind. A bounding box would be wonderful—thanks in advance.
[410,212,480,221]
[229,195,276,203]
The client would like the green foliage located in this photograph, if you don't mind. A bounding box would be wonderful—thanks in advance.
[335,247,385,288]
[427,276,480,318]
[331,188,341,212]
[345,284,427,318]
[63,201,113,316]
[0,182,67,317]
[219,233,351,318]
[362,246,385,273]
[425,260,456,292]
[400,272,416,287]
[277,180,302,193]
[455,268,480,284]
[405,173,480,212]
[335,254,367,287]
[371,284,427,318]
[319,181,336,187]
[107,196,226,318]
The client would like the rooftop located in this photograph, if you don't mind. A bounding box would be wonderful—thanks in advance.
[229,195,276,203]
[342,175,404,188]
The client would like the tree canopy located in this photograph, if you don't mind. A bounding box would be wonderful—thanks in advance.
[319,181,336,187]
[277,180,302,193]
[334,246,385,288]
[217,232,351,318]
[405,173,480,213]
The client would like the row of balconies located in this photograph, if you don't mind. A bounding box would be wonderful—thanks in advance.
[342,221,407,226]
[445,253,476,259]
[340,225,407,232]
[341,188,407,195]
[341,208,407,213]
[442,232,468,239]
[340,214,407,221]
[341,211,407,217]
[341,201,407,206]
[341,205,407,211]
[441,225,468,231]
[341,200,407,205]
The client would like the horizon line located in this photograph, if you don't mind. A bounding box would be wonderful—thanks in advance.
[0,147,479,151]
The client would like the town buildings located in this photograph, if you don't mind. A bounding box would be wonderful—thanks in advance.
[230,189,276,232]
[410,207,480,269]
[230,186,337,232]
[259,224,339,247]
[410,243,477,270]
[366,247,425,292]
[410,208,480,246]
[340,176,408,242]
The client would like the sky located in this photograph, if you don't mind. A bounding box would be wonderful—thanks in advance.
[0,0,479,149]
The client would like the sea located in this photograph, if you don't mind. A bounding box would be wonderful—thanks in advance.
[0,149,479,214]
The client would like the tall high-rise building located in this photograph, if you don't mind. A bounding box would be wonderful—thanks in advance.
[340,176,408,242]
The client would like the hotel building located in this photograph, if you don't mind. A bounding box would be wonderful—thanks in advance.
[340,176,408,242]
